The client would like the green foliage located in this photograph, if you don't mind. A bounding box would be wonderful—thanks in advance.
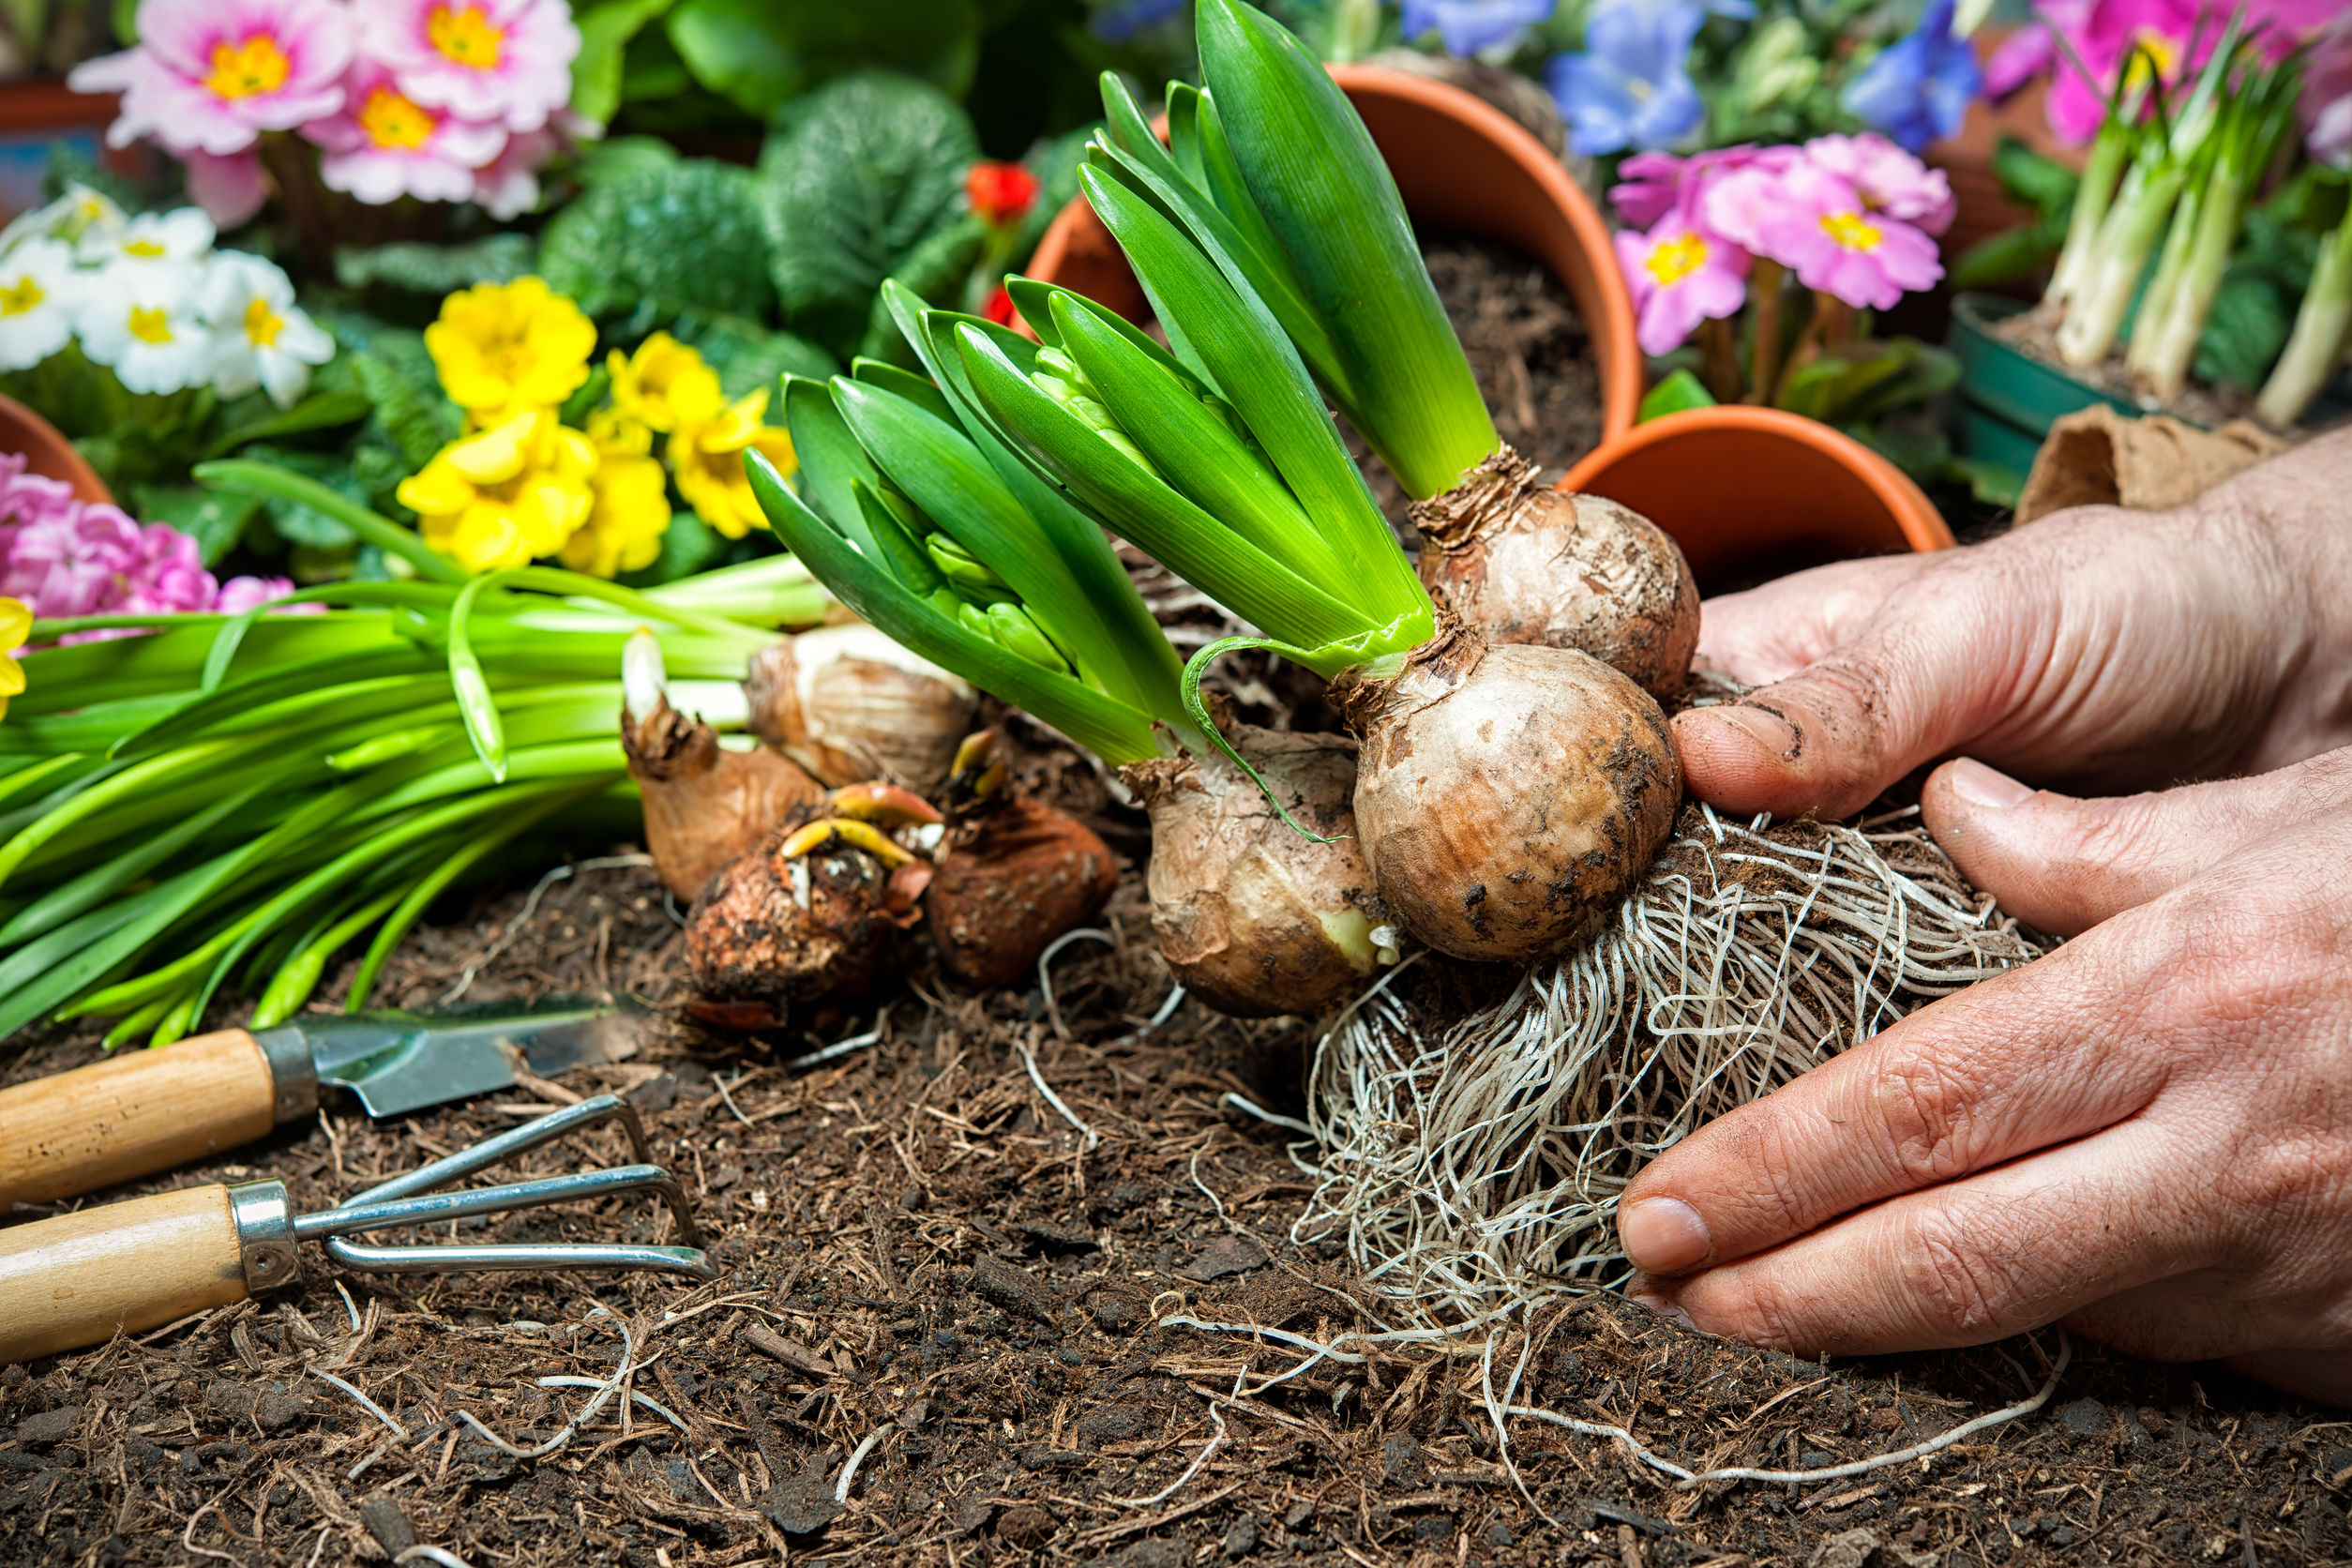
[334,236,535,296]
[1637,368,1715,422]
[538,159,774,320]
[1952,140,2078,291]
[758,72,981,356]
[572,0,679,125]
[667,0,984,117]
[670,311,840,398]
[1777,339,1960,428]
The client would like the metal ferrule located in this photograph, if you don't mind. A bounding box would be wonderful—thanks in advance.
[251,1025,319,1125]
[226,1179,302,1293]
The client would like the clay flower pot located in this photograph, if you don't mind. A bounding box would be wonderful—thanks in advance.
[1025,62,1643,445]
[1558,406,1952,594]
[0,393,109,505]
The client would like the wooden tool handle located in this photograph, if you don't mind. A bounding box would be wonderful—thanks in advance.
[0,1031,278,1208]
[0,1184,248,1364]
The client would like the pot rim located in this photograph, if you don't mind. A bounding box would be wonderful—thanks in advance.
[0,391,111,507]
[1023,61,1642,445]
[1557,403,1954,556]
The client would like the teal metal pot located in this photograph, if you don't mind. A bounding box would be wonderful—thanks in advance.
[1948,292,2141,476]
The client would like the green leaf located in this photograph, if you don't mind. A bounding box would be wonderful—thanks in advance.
[1994,137,2079,217]
[333,235,535,295]
[956,322,1382,661]
[850,479,949,595]
[346,351,460,471]
[747,450,1166,762]
[833,375,1154,710]
[852,357,955,424]
[1637,368,1716,422]
[668,0,982,117]
[781,374,883,552]
[538,160,773,319]
[194,460,465,583]
[757,71,980,356]
[131,486,262,566]
[1193,0,1496,498]
[572,0,677,125]
[574,134,681,185]
[855,215,988,364]
[1078,167,1424,626]
[673,312,839,398]
[203,390,373,459]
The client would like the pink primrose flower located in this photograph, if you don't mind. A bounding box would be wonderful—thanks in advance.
[215,575,305,616]
[2036,0,2321,145]
[1709,158,1942,310]
[471,128,557,219]
[304,57,507,204]
[68,0,353,158]
[1802,133,1956,235]
[182,147,269,229]
[1609,144,1798,232]
[354,0,580,135]
[1615,216,1750,357]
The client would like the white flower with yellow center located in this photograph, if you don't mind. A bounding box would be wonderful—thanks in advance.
[74,265,212,394]
[0,185,126,261]
[201,251,335,406]
[0,238,79,371]
[79,206,217,270]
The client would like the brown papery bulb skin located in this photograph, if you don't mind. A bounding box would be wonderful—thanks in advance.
[746,623,976,792]
[685,811,910,1017]
[1123,724,1391,1018]
[623,699,823,902]
[924,799,1118,990]
[1336,627,1680,965]
[1413,445,1699,701]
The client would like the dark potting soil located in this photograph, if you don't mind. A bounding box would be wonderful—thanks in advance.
[1991,306,2260,432]
[0,272,2332,1564]
[1354,234,1607,541]
[1,715,2341,1568]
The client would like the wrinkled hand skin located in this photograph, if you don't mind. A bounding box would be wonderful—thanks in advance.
[1625,430,2352,1405]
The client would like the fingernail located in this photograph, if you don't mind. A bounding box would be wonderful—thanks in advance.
[1619,1197,1711,1274]
[1715,702,1798,760]
[1627,1290,1696,1330]
[1948,757,2032,810]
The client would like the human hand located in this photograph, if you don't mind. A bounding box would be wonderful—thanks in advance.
[1620,747,2352,1403]
[1674,429,2352,822]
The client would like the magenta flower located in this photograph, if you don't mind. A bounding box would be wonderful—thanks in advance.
[68,0,353,158]
[354,0,581,135]
[1801,133,1956,235]
[1707,158,1942,310]
[1615,217,1750,356]
[304,58,507,205]
[2306,11,2352,169]
[183,147,269,229]
[1610,144,1796,231]
[215,575,302,616]
[471,128,557,219]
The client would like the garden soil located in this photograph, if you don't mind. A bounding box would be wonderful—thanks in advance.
[0,247,2342,1568]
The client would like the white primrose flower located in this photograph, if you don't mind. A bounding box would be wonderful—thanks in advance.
[0,238,79,370]
[0,185,126,260]
[201,251,335,407]
[78,205,215,269]
[74,264,213,394]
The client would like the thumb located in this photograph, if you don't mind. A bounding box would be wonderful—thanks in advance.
[1922,748,2352,937]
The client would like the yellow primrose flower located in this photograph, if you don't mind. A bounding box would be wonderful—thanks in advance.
[563,449,671,579]
[0,596,28,721]
[608,332,722,433]
[585,403,654,459]
[425,276,596,420]
[397,408,599,573]
[669,387,796,539]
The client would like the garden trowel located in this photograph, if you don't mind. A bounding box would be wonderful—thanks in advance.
[0,1002,641,1209]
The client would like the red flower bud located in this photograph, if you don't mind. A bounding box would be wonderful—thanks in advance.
[965,160,1040,227]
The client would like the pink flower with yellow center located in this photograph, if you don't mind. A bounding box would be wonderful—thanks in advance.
[1614,217,1749,356]
[302,58,507,205]
[67,0,353,158]
[356,0,581,135]
[1708,158,1942,312]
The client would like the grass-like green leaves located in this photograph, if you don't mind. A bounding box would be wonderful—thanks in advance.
[1188,0,1497,499]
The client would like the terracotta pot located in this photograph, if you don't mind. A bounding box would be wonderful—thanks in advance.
[1557,406,1952,595]
[0,392,108,505]
[1024,62,1642,445]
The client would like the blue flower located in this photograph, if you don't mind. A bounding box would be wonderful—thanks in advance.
[1840,0,1984,153]
[1400,0,1558,57]
[1090,0,1186,43]
[1545,0,1709,156]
